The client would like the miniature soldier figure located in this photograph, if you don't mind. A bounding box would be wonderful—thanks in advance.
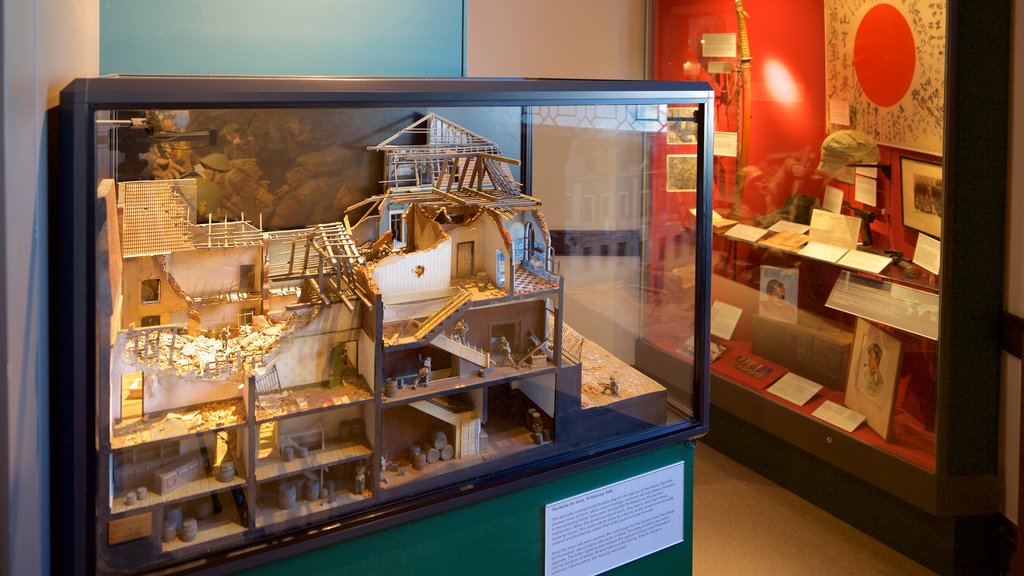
[500,336,514,368]
[602,376,620,397]
[220,326,231,351]
[414,355,432,388]
[453,319,468,344]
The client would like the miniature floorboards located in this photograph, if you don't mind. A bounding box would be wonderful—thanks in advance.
[694,443,936,576]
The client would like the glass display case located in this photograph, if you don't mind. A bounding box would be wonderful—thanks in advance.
[53,77,714,575]
[648,2,1008,570]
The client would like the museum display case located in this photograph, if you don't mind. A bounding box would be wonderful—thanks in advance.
[647,0,1008,572]
[52,77,714,575]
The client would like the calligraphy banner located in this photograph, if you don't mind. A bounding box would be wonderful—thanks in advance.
[824,0,946,155]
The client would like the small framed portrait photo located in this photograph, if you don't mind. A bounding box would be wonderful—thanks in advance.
[666,154,697,193]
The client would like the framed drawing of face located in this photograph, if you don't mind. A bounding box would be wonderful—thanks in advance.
[843,318,902,440]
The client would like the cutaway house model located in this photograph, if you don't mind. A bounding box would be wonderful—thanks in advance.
[101,113,667,551]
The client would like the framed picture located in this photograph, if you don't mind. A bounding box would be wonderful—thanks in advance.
[759,266,798,324]
[843,318,902,440]
[900,157,942,238]
[666,106,698,144]
[666,154,697,192]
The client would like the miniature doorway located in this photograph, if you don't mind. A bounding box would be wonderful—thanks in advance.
[120,371,144,422]
[457,241,474,277]
[491,321,520,366]
[329,340,358,388]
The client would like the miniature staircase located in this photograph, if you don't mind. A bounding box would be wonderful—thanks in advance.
[430,333,490,368]
[412,289,472,341]
[258,421,278,459]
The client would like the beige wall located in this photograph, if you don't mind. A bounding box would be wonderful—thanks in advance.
[3,0,99,574]
[466,0,646,79]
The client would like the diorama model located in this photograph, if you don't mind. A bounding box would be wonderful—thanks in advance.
[100,112,668,561]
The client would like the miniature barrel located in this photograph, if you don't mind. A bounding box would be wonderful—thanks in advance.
[526,408,537,428]
[180,518,198,542]
[162,523,178,543]
[298,446,309,459]
[124,492,137,506]
[278,482,296,510]
[412,451,427,470]
[384,378,398,397]
[530,412,543,433]
[425,447,440,464]
[350,418,364,437]
[337,420,352,441]
[216,461,235,482]
[325,480,336,498]
[440,444,454,461]
[282,446,295,462]
[430,430,447,450]
[136,486,148,501]
[532,431,544,445]
[305,479,320,501]
[164,506,183,531]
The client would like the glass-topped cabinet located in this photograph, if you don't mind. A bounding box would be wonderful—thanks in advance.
[53,77,714,575]
[648,0,1007,558]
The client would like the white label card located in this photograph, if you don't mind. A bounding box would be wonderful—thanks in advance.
[812,400,866,432]
[854,174,877,206]
[829,99,851,126]
[724,223,768,243]
[544,463,685,576]
[766,373,823,406]
[710,301,743,340]
[823,185,845,213]
[768,220,810,234]
[808,209,860,250]
[702,33,737,58]
[713,131,738,157]
[798,241,848,263]
[914,234,941,275]
[836,250,892,274]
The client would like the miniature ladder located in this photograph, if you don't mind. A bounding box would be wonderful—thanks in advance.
[561,323,585,365]
[412,289,472,341]
[430,333,490,368]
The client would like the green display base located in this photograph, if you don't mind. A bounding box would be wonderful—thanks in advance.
[242,442,695,576]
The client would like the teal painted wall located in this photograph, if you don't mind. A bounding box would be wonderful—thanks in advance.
[241,443,694,576]
[100,0,465,76]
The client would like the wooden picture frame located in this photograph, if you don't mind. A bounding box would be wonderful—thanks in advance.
[666,154,697,192]
[900,157,942,238]
[843,318,902,440]
[666,106,698,144]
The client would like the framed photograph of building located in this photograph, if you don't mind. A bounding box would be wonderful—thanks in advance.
[666,154,697,192]
[900,157,942,238]
[843,318,902,440]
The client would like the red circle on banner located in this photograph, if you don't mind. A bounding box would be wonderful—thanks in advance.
[854,4,916,108]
